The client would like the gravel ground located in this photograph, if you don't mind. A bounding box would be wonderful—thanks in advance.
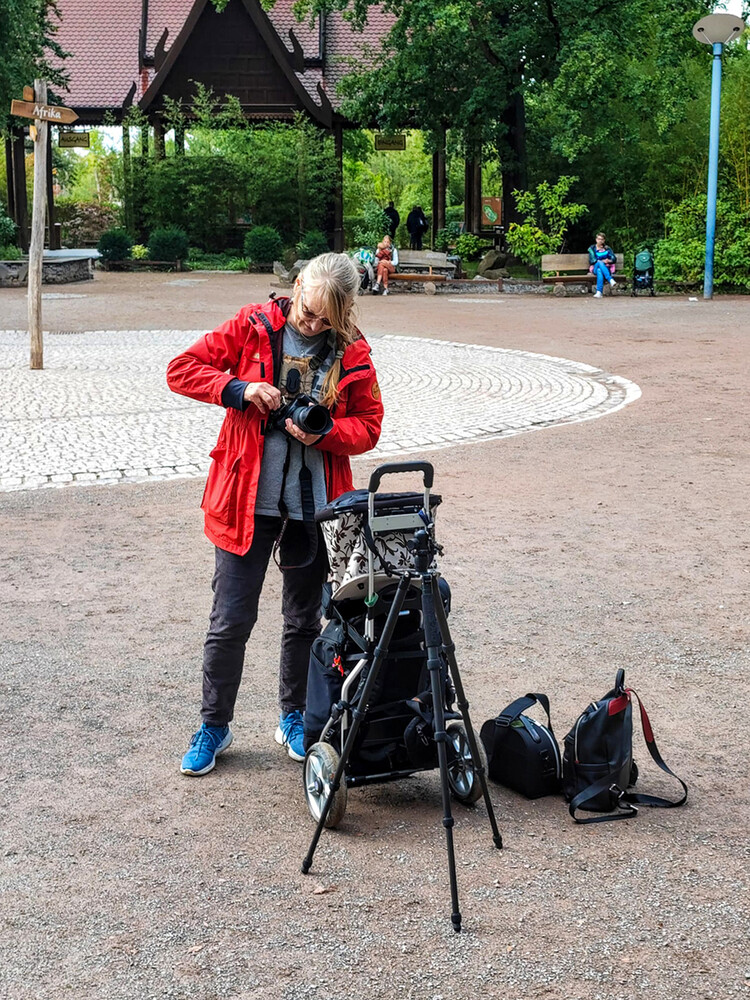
[0,275,748,999]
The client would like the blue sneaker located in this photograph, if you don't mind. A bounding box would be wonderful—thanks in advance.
[180,723,233,776]
[275,711,305,762]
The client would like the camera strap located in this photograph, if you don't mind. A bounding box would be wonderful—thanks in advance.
[273,444,319,570]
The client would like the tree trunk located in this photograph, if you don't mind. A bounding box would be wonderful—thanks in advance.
[29,80,48,370]
[500,90,528,225]
[432,129,447,243]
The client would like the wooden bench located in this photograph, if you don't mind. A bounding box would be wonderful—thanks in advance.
[395,249,456,278]
[390,272,447,283]
[541,253,626,289]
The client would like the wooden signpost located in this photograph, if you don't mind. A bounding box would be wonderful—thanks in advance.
[374,133,406,151]
[10,83,79,369]
[10,100,79,125]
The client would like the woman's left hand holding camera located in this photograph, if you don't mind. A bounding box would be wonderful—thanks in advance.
[284,419,322,446]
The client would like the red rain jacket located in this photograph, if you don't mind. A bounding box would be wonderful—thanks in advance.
[166,297,383,555]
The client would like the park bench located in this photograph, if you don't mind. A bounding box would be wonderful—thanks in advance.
[391,249,455,283]
[541,253,626,291]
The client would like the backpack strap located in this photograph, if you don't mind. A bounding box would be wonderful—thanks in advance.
[622,688,688,809]
[569,771,639,824]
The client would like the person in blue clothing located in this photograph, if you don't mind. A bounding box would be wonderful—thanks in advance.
[588,232,617,298]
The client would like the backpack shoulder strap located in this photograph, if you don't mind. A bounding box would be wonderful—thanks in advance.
[623,688,688,809]
[569,770,639,824]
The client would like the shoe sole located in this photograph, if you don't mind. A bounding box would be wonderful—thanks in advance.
[275,726,305,762]
[180,731,233,776]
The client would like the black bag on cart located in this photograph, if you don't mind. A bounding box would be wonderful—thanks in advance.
[480,693,562,799]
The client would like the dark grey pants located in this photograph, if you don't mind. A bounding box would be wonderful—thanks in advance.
[201,516,327,726]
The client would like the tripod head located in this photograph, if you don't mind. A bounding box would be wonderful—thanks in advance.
[407,526,438,573]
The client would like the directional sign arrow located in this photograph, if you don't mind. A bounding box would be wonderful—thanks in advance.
[10,99,79,124]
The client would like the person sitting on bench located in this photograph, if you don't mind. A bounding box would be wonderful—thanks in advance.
[373,235,397,296]
[588,232,617,298]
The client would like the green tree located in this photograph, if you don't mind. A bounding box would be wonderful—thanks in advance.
[1,0,67,135]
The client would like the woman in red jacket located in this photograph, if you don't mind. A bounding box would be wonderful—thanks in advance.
[167,253,384,775]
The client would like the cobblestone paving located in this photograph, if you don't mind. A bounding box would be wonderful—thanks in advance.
[0,330,640,491]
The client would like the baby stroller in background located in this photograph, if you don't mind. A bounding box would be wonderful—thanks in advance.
[352,248,376,293]
[301,461,502,932]
[632,249,656,296]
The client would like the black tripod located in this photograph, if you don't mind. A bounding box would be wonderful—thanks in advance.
[302,465,503,933]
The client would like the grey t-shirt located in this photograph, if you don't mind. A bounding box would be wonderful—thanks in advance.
[254,323,335,520]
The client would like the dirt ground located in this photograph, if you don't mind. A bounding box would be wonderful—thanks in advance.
[1,274,748,1000]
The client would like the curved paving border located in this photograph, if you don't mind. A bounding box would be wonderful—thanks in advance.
[0,330,640,491]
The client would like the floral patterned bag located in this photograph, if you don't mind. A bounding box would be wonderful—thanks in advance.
[316,490,441,600]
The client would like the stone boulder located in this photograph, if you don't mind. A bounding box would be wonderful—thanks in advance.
[477,250,509,276]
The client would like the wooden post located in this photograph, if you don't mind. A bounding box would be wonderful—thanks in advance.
[153,120,165,160]
[431,130,446,247]
[333,122,344,252]
[46,126,59,249]
[28,79,48,370]
[11,127,29,251]
[140,125,149,158]
[174,125,185,156]
[5,137,16,221]
[122,123,133,232]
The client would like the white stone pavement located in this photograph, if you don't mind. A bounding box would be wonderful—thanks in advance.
[0,330,640,491]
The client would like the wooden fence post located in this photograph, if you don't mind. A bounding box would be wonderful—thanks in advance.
[28,79,48,371]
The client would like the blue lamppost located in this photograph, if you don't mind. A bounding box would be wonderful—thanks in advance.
[692,13,745,300]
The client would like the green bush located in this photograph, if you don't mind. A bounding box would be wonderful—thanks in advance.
[56,199,119,245]
[296,229,329,259]
[434,222,461,252]
[352,202,391,247]
[654,195,750,289]
[131,244,148,260]
[455,233,486,260]
[97,228,132,261]
[505,176,588,267]
[148,227,189,261]
[244,225,284,265]
[0,210,17,246]
[0,244,22,260]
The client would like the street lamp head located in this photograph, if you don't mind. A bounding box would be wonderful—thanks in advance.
[692,13,745,45]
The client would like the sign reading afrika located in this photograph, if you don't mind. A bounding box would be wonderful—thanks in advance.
[374,133,406,151]
[10,99,79,124]
[59,131,90,148]
[481,197,503,227]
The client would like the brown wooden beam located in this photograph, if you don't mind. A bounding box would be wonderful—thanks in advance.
[332,122,344,252]
[431,132,446,245]
[153,120,165,160]
[11,127,29,251]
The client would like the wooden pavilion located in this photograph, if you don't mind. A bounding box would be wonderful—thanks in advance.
[5,0,486,251]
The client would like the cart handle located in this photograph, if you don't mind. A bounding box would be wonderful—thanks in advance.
[368,461,434,493]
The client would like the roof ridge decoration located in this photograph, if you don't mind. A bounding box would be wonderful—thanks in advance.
[138,0,333,126]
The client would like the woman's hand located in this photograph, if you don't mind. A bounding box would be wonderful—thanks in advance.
[285,419,322,446]
[243,382,281,415]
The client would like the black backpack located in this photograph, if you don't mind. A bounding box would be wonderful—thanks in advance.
[562,669,688,823]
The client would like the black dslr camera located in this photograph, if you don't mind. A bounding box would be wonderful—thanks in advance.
[270,367,333,439]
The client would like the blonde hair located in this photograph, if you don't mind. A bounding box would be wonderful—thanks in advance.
[292,252,360,407]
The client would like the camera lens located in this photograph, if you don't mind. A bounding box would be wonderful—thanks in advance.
[298,403,329,435]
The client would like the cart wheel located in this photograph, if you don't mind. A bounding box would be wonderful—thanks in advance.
[446,722,486,805]
[304,742,347,828]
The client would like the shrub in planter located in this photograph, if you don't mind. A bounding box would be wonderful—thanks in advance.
[97,228,132,261]
[352,202,391,247]
[0,244,22,260]
[131,244,148,260]
[148,226,189,262]
[244,225,284,266]
[296,229,329,259]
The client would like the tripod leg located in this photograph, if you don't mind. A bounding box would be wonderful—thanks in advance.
[302,574,412,874]
[432,584,503,850]
[421,575,462,933]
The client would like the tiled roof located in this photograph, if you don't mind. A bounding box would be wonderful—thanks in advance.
[54,0,392,113]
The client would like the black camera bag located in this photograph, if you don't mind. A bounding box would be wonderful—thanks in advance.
[480,693,562,798]
[562,669,688,824]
